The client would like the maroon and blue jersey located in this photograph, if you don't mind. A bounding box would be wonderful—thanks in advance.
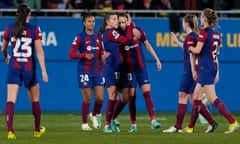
[69,32,105,88]
[197,28,221,85]
[118,27,151,88]
[102,27,132,70]
[183,32,198,74]
[121,27,147,72]
[3,23,42,71]
[102,26,132,87]
[69,32,103,74]
[179,32,198,93]
[3,23,42,87]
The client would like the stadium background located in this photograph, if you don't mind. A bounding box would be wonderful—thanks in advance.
[0,12,240,113]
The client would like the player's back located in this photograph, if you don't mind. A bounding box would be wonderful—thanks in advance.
[4,23,41,71]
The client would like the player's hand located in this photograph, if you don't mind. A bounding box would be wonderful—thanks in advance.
[192,70,198,81]
[156,60,162,71]
[170,32,179,45]
[103,51,110,58]
[42,72,48,82]
[101,51,110,64]
[5,55,10,64]
[85,53,94,60]
[214,73,219,84]
[126,13,132,26]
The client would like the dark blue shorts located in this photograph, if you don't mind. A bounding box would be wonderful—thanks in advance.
[77,72,105,88]
[198,67,217,86]
[179,72,196,94]
[130,67,150,88]
[7,68,38,88]
[104,67,120,88]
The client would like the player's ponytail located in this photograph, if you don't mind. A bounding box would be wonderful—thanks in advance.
[14,3,31,39]
[183,14,199,34]
[192,15,199,34]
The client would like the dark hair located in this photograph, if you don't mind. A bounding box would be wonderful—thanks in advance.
[183,14,199,34]
[98,12,117,34]
[82,13,94,31]
[82,12,94,23]
[14,3,31,39]
[118,12,128,19]
[202,8,218,28]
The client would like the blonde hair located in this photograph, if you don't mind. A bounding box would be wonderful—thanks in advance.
[183,14,199,34]
[202,8,218,28]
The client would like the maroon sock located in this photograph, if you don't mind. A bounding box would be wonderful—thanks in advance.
[5,102,14,132]
[175,103,187,129]
[92,102,103,116]
[188,100,201,128]
[199,102,214,124]
[32,101,41,132]
[112,100,127,120]
[105,99,116,125]
[82,101,90,123]
[128,95,136,123]
[213,98,235,123]
[143,91,156,120]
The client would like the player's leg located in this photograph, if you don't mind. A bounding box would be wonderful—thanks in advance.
[163,91,188,133]
[6,84,19,140]
[103,70,119,133]
[198,93,209,124]
[91,85,104,129]
[112,71,132,121]
[103,85,118,133]
[111,87,129,132]
[77,73,93,130]
[80,88,93,131]
[184,83,202,133]
[141,84,161,129]
[23,70,46,137]
[136,68,161,129]
[196,90,218,133]
[5,69,22,140]
[128,88,137,132]
[185,84,217,133]
[204,85,239,133]
[27,84,46,137]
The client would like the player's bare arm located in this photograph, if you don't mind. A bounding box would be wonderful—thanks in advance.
[144,40,162,71]
[171,32,183,48]
[35,39,48,82]
[189,42,204,54]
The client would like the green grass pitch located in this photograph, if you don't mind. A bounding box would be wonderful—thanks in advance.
[0,112,239,144]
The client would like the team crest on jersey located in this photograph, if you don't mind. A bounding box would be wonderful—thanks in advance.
[125,46,130,51]
[112,30,120,39]
[86,46,91,51]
